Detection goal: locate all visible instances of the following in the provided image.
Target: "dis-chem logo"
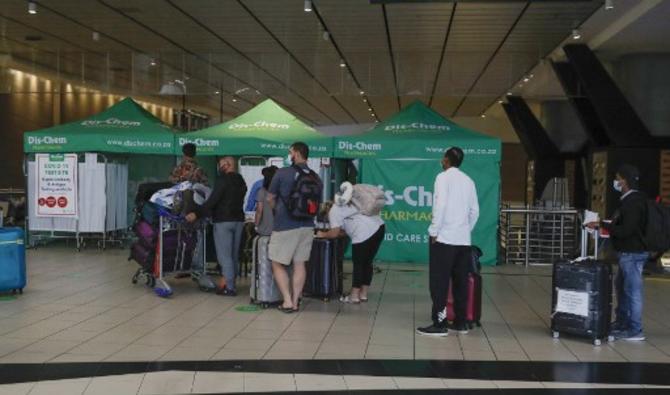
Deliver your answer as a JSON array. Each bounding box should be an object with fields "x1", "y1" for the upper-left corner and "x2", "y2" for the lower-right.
[
  {"x1": 384, "y1": 123, "x2": 450, "y2": 132},
  {"x1": 338, "y1": 141, "x2": 382, "y2": 152},
  {"x1": 81, "y1": 118, "x2": 141, "y2": 128},
  {"x1": 27, "y1": 136, "x2": 67, "y2": 145},
  {"x1": 178, "y1": 137, "x2": 219, "y2": 147}
]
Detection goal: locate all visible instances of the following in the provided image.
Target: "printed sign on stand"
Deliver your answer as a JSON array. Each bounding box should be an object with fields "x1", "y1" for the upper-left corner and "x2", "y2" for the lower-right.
[{"x1": 35, "y1": 153, "x2": 78, "y2": 218}]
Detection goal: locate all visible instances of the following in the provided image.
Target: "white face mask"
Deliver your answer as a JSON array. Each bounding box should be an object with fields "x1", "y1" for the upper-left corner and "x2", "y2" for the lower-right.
[{"x1": 613, "y1": 180, "x2": 623, "y2": 192}]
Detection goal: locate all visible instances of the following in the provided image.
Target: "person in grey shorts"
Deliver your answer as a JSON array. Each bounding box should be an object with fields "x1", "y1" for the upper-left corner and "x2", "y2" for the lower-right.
[{"x1": 267, "y1": 142, "x2": 322, "y2": 313}]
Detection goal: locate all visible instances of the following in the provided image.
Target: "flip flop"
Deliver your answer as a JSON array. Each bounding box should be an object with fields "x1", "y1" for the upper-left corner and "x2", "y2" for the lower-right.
[{"x1": 340, "y1": 295, "x2": 361, "y2": 304}]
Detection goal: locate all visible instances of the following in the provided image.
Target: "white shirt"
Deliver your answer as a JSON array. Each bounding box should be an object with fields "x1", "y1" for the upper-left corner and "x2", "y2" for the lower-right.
[
  {"x1": 329, "y1": 204, "x2": 384, "y2": 244},
  {"x1": 428, "y1": 167, "x2": 479, "y2": 246}
]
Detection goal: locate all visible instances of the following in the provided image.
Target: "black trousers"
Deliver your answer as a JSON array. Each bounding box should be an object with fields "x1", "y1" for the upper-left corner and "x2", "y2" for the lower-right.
[
  {"x1": 351, "y1": 225, "x2": 385, "y2": 288},
  {"x1": 429, "y1": 242, "x2": 470, "y2": 327}
]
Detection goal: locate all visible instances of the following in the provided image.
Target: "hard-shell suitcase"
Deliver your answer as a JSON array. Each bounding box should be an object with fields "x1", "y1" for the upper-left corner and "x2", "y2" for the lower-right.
[
  {"x1": 0, "y1": 228, "x2": 26, "y2": 294},
  {"x1": 250, "y1": 236, "x2": 281, "y2": 307},
  {"x1": 550, "y1": 226, "x2": 611, "y2": 346},
  {"x1": 447, "y1": 272, "x2": 482, "y2": 329},
  {"x1": 551, "y1": 259, "x2": 612, "y2": 346},
  {"x1": 304, "y1": 237, "x2": 344, "y2": 301},
  {"x1": 156, "y1": 229, "x2": 196, "y2": 273}
]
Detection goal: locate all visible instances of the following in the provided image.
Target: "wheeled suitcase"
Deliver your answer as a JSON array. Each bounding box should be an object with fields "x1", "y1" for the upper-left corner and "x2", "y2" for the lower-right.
[
  {"x1": 445, "y1": 246, "x2": 483, "y2": 328},
  {"x1": 447, "y1": 273, "x2": 482, "y2": 329},
  {"x1": 304, "y1": 237, "x2": 344, "y2": 301},
  {"x1": 156, "y1": 229, "x2": 197, "y2": 273},
  {"x1": 250, "y1": 236, "x2": 281, "y2": 307},
  {"x1": 550, "y1": 226, "x2": 612, "y2": 346},
  {"x1": 0, "y1": 227, "x2": 26, "y2": 294}
]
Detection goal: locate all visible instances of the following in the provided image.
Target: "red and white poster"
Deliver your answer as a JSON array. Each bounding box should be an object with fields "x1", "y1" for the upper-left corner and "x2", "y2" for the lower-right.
[{"x1": 35, "y1": 153, "x2": 78, "y2": 218}]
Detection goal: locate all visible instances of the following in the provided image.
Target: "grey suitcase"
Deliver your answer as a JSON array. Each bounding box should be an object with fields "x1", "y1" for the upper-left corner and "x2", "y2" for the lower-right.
[{"x1": 250, "y1": 236, "x2": 281, "y2": 307}]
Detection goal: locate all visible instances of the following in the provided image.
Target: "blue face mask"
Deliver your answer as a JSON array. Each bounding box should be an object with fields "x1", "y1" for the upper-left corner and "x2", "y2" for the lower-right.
[{"x1": 613, "y1": 180, "x2": 623, "y2": 192}]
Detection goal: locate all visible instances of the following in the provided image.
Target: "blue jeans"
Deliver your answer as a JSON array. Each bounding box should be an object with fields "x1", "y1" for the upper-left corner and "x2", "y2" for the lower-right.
[
  {"x1": 213, "y1": 222, "x2": 244, "y2": 292},
  {"x1": 615, "y1": 252, "x2": 649, "y2": 334}
]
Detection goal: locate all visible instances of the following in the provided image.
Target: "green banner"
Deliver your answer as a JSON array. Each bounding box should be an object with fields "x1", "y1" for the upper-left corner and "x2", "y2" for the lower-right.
[
  {"x1": 361, "y1": 158, "x2": 499, "y2": 266},
  {"x1": 24, "y1": 98, "x2": 176, "y2": 155}
]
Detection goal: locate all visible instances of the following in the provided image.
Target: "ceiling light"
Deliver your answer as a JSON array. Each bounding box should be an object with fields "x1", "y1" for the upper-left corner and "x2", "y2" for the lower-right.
[
  {"x1": 371, "y1": 113, "x2": 376, "y2": 117},
  {"x1": 507, "y1": 92, "x2": 512, "y2": 96},
  {"x1": 605, "y1": 0, "x2": 613, "y2": 10},
  {"x1": 28, "y1": 1, "x2": 37, "y2": 14},
  {"x1": 92, "y1": 31, "x2": 100, "y2": 41},
  {"x1": 232, "y1": 98, "x2": 238, "y2": 102},
  {"x1": 304, "y1": 0, "x2": 312, "y2": 12},
  {"x1": 214, "y1": 91, "x2": 220, "y2": 95},
  {"x1": 322, "y1": 31, "x2": 330, "y2": 41},
  {"x1": 498, "y1": 100, "x2": 503, "y2": 104},
  {"x1": 572, "y1": 28, "x2": 581, "y2": 40},
  {"x1": 368, "y1": 108, "x2": 372, "y2": 112},
  {"x1": 481, "y1": 114, "x2": 486, "y2": 118},
  {"x1": 359, "y1": 90, "x2": 365, "y2": 95},
  {"x1": 149, "y1": 59, "x2": 157, "y2": 67},
  {"x1": 523, "y1": 77, "x2": 530, "y2": 83},
  {"x1": 339, "y1": 59, "x2": 346, "y2": 68},
  {"x1": 529, "y1": 73, "x2": 534, "y2": 78}
]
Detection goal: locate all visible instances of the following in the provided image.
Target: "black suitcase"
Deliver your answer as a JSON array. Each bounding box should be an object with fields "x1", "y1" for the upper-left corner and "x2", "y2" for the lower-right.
[
  {"x1": 551, "y1": 259, "x2": 612, "y2": 346},
  {"x1": 304, "y1": 237, "x2": 345, "y2": 301}
]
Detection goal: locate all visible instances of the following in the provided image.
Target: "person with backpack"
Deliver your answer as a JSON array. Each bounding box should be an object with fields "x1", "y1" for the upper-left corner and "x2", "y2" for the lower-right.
[
  {"x1": 267, "y1": 142, "x2": 322, "y2": 313},
  {"x1": 588, "y1": 164, "x2": 649, "y2": 341},
  {"x1": 186, "y1": 156, "x2": 247, "y2": 296},
  {"x1": 170, "y1": 143, "x2": 208, "y2": 185},
  {"x1": 317, "y1": 182, "x2": 385, "y2": 304}
]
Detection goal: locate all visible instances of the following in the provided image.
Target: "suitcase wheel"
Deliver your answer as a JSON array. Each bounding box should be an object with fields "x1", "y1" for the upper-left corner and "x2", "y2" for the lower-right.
[
  {"x1": 552, "y1": 331, "x2": 560, "y2": 339},
  {"x1": 132, "y1": 271, "x2": 140, "y2": 284},
  {"x1": 593, "y1": 339, "x2": 602, "y2": 346}
]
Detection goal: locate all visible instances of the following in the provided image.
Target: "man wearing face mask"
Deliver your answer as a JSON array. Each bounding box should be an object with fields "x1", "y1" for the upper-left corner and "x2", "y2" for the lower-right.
[
  {"x1": 588, "y1": 164, "x2": 649, "y2": 341},
  {"x1": 267, "y1": 142, "x2": 322, "y2": 313},
  {"x1": 417, "y1": 147, "x2": 479, "y2": 337},
  {"x1": 187, "y1": 156, "x2": 247, "y2": 296}
]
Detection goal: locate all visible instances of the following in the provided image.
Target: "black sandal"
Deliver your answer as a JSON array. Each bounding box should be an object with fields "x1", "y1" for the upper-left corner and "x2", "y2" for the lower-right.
[{"x1": 278, "y1": 305, "x2": 294, "y2": 314}]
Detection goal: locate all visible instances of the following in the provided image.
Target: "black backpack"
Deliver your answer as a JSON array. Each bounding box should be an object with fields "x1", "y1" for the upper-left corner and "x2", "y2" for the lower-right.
[
  {"x1": 284, "y1": 165, "x2": 321, "y2": 219},
  {"x1": 643, "y1": 200, "x2": 670, "y2": 253}
]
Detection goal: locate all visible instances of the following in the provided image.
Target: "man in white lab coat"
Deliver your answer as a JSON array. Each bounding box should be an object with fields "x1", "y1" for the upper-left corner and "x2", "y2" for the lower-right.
[{"x1": 416, "y1": 147, "x2": 479, "y2": 337}]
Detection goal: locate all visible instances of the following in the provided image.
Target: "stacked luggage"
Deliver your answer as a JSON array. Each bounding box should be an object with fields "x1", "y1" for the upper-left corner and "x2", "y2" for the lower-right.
[
  {"x1": 129, "y1": 181, "x2": 211, "y2": 297},
  {"x1": 551, "y1": 228, "x2": 612, "y2": 346}
]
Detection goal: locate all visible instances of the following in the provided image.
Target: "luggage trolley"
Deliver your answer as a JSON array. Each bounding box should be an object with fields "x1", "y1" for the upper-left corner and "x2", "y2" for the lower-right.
[{"x1": 131, "y1": 207, "x2": 213, "y2": 298}]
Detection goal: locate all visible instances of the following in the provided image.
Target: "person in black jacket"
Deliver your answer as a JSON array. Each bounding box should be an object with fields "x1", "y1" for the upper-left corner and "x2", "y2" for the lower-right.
[
  {"x1": 589, "y1": 164, "x2": 649, "y2": 341},
  {"x1": 187, "y1": 156, "x2": 247, "y2": 296}
]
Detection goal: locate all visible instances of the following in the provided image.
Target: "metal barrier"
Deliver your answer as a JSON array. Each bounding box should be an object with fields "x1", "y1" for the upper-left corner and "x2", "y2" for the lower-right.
[{"x1": 499, "y1": 205, "x2": 581, "y2": 267}]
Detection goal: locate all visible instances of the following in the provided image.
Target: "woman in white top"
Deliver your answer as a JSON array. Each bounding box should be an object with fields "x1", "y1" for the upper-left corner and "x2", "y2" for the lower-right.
[{"x1": 317, "y1": 182, "x2": 385, "y2": 303}]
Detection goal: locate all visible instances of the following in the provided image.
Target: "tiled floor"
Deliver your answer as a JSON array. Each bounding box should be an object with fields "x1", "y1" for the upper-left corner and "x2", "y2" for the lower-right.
[
  {"x1": 2, "y1": 246, "x2": 670, "y2": 364},
  {"x1": 3, "y1": 246, "x2": 670, "y2": 393}
]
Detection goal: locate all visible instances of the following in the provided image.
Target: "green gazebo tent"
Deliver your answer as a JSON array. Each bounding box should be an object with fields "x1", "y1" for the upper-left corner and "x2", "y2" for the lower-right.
[
  {"x1": 23, "y1": 97, "x2": 179, "y2": 228},
  {"x1": 177, "y1": 99, "x2": 333, "y2": 157},
  {"x1": 333, "y1": 101, "x2": 501, "y2": 266},
  {"x1": 24, "y1": 97, "x2": 176, "y2": 154}
]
